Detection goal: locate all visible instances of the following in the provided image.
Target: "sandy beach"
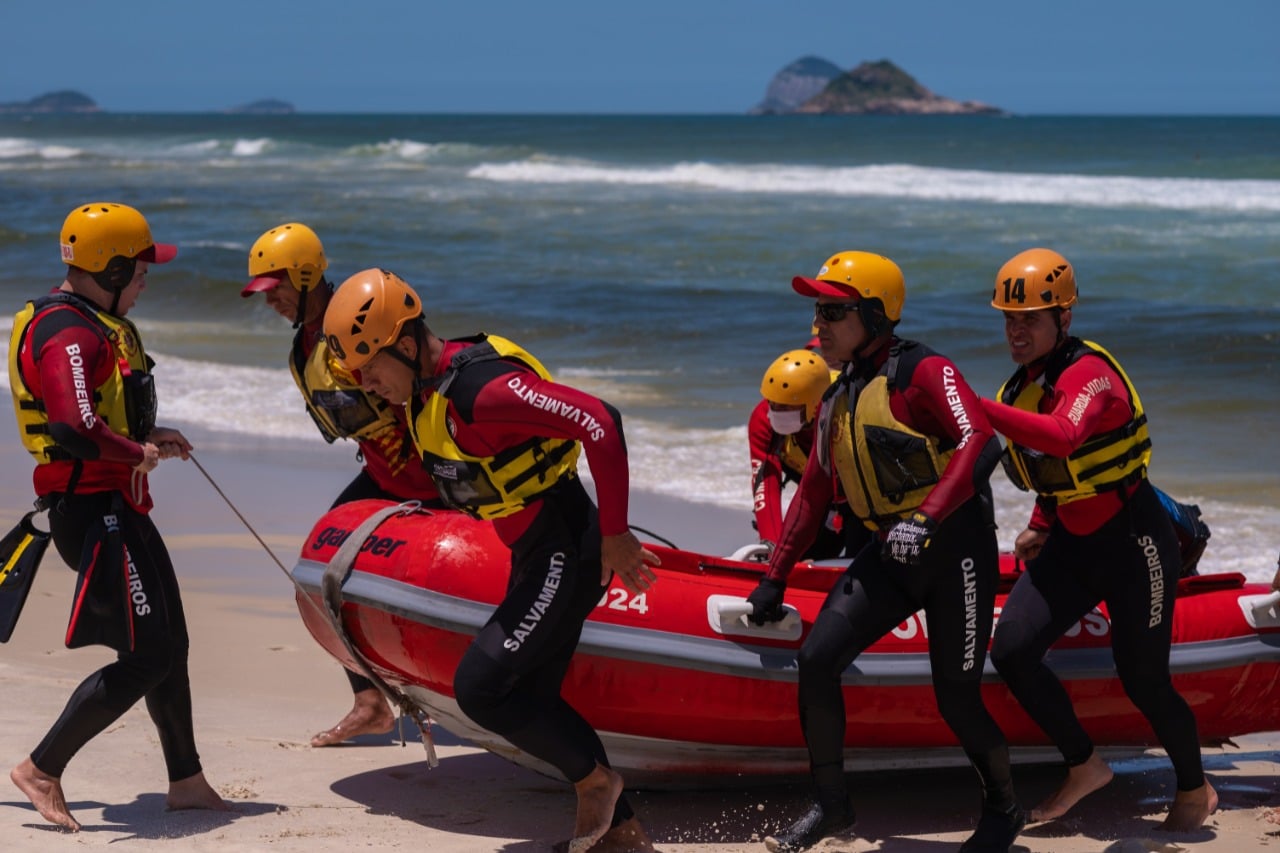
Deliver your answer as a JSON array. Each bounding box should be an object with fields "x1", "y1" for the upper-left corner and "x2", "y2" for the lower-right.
[{"x1": 1, "y1": 415, "x2": 1278, "y2": 852}]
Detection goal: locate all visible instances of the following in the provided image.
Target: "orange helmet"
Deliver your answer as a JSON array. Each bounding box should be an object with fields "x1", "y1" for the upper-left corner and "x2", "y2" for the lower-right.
[
  {"x1": 323, "y1": 268, "x2": 422, "y2": 370},
  {"x1": 760, "y1": 349, "x2": 831, "y2": 422},
  {"x1": 244, "y1": 222, "x2": 328, "y2": 296},
  {"x1": 992, "y1": 248, "x2": 1077, "y2": 311}
]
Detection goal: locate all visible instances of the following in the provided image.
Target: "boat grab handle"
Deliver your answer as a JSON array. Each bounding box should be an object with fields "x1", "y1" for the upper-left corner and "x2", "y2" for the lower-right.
[
  {"x1": 726, "y1": 543, "x2": 771, "y2": 563},
  {"x1": 707, "y1": 595, "x2": 802, "y2": 641},
  {"x1": 1241, "y1": 591, "x2": 1280, "y2": 630}
]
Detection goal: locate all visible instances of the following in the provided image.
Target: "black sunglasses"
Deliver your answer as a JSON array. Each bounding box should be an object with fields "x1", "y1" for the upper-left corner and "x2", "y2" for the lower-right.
[{"x1": 814, "y1": 302, "x2": 860, "y2": 323}]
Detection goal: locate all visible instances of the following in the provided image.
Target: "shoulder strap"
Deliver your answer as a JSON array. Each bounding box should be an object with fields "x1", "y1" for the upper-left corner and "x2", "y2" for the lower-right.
[{"x1": 1042, "y1": 336, "x2": 1087, "y2": 392}]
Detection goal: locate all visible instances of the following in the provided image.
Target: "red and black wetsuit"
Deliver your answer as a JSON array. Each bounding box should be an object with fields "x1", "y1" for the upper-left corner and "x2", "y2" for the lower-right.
[
  {"x1": 984, "y1": 341, "x2": 1204, "y2": 793},
  {"x1": 14, "y1": 291, "x2": 202, "y2": 782},
  {"x1": 765, "y1": 339, "x2": 1015, "y2": 818},
  {"x1": 413, "y1": 339, "x2": 636, "y2": 825}
]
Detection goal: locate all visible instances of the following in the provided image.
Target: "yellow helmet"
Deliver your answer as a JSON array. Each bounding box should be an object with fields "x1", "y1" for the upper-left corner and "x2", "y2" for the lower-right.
[
  {"x1": 60, "y1": 202, "x2": 176, "y2": 273},
  {"x1": 992, "y1": 248, "x2": 1077, "y2": 311},
  {"x1": 792, "y1": 251, "x2": 905, "y2": 337},
  {"x1": 323, "y1": 268, "x2": 422, "y2": 370},
  {"x1": 760, "y1": 349, "x2": 831, "y2": 422},
  {"x1": 243, "y1": 222, "x2": 328, "y2": 296}
]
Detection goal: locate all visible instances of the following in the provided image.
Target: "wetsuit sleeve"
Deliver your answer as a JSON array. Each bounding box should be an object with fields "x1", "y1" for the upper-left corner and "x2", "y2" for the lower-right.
[
  {"x1": 764, "y1": 447, "x2": 833, "y2": 583},
  {"x1": 895, "y1": 355, "x2": 1001, "y2": 524},
  {"x1": 466, "y1": 370, "x2": 632, "y2": 536},
  {"x1": 31, "y1": 315, "x2": 146, "y2": 465},
  {"x1": 748, "y1": 400, "x2": 785, "y2": 546},
  {"x1": 979, "y1": 357, "x2": 1131, "y2": 458},
  {"x1": 1029, "y1": 497, "x2": 1057, "y2": 531}
]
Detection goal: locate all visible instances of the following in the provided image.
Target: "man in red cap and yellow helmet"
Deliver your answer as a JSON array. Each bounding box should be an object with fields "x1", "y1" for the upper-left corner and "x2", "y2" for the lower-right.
[
  {"x1": 243, "y1": 222, "x2": 444, "y2": 748},
  {"x1": 322, "y1": 268, "x2": 660, "y2": 852},
  {"x1": 746, "y1": 251, "x2": 1023, "y2": 852},
  {"x1": 982, "y1": 248, "x2": 1216, "y2": 831},
  {"x1": 7, "y1": 203, "x2": 227, "y2": 830}
]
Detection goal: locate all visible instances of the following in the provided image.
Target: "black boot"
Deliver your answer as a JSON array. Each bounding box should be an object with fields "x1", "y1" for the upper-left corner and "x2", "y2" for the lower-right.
[
  {"x1": 958, "y1": 803, "x2": 1026, "y2": 853},
  {"x1": 764, "y1": 801, "x2": 856, "y2": 852}
]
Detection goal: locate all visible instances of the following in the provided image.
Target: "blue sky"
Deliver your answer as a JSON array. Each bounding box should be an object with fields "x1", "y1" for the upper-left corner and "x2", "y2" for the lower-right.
[{"x1": 2, "y1": 1, "x2": 1276, "y2": 114}]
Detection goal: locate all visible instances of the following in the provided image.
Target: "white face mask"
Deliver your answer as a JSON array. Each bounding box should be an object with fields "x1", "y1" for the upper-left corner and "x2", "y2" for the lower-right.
[{"x1": 768, "y1": 408, "x2": 806, "y2": 435}]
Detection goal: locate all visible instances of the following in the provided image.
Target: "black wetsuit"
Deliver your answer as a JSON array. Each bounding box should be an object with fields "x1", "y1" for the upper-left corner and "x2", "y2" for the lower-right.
[
  {"x1": 990, "y1": 480, "x2": 1203, "y2": 790},
  {"x1": 799, "y1": 496, "x2": 1015, "y2": 813},
  {"x1": 34, "y1": 493, "x2": 201, "y2": 781}
]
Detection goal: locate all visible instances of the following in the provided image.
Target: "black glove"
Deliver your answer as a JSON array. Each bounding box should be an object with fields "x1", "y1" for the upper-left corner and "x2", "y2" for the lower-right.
[
  {"x1": 882, "y1": 511, "x2": 938, "y2": 566},
  {"x1": 746, "y1": 577, "x2": 787, "y2": 625}
]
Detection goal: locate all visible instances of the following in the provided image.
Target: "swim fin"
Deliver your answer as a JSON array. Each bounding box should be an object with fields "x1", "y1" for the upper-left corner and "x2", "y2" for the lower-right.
[
  {"x1": 0, "y1": 511, "x2": 52, "y2": 643},
  {"x1": 65, "y1": 502, "x2": 134, "y2": 653}
]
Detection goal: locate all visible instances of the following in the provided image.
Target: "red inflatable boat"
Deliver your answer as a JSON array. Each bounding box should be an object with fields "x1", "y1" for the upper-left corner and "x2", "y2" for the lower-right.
[{"x1": 291, "y1": 499, "x2": 1280, "y2": 787}]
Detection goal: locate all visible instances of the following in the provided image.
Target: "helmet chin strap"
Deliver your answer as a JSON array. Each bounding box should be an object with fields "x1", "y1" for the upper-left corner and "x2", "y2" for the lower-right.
[
  {"x1": 91, "y1": 255, "x2": 136, "y2": 315},
  {"x1": 1027, "y1": 308, "x2": 1069, "y2": 372},
  {"x1": 381, "y1": 324, "x2": 432, "y2": 394},
  {"x1": 292, "y1": 287, "x2": 308, "y2": 331}
]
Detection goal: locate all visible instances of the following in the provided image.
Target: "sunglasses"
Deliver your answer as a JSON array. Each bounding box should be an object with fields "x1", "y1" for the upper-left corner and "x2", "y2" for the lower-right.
[{"x1": 814, "y1": 302, "x2": 860, "y2": 323}]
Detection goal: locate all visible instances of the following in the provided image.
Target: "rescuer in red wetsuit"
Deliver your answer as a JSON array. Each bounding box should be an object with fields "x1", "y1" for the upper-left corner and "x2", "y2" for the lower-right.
[
  {"x1": 982, "y1": 248, "x2": 1216, "y2": 832},
  {"x1": 6, "y1": 203, "x2": 228, "y2": 831},
  {"x1": 746, "y1": 251, "x2": 1023, "y2": 853},
  {"x1": 748, "y1": 349, "x2": 865, "y2": 561},
  {"x1": 242, "y1": 223, "x2": 443, "y2": 748},
  {"x1": 322, "y1": 269, "x2": 659, "y2": 853}
]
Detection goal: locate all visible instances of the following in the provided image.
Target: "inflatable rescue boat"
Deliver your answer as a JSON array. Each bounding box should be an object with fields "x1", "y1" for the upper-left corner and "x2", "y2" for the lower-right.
[{"x1": 290, "y1": 499, "x2": 1280, "y2": 787}]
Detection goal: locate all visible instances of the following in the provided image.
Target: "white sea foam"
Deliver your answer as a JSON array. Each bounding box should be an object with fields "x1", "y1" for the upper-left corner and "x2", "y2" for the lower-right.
[
  {"x1": 345, "y1": 139, "x2": 493, "y2": 162},
  {"x1": 469, "y1": 160, "x2": 1280, "y2": 213},
  {"x1": 171, "y1": 139, "x2": 221, "y2": 155},
  {"x1": 230, "y1": 138, "x2": 271, "y2": 157},
  {"x1": 0, "y1": 138, "x2": 81, "y2": 159}
]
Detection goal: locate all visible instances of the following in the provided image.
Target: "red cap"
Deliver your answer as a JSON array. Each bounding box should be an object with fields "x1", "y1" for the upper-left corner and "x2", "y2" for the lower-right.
[
  {"x1": 804, "y1": 335, "x2": 821, "y2": 350},
  {"x1": 241, "y1": 271, "x2": 286, "y2": 298},
  {"x1": 792, "y1": 275, "x2": 861, "y2": 299},
  {"x1": 136, "y1": 243, "x2": 178, "y2": 265}
]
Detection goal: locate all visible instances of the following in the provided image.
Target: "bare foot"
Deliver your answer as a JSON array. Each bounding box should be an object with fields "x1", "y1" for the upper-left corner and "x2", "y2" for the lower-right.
[
  {"x1": 587, "y1": 816, "x2": 657, "y2": 852},
  {"x1": 166, "y1": 771, "x2": 231, "y2": 812},
  {"x1": 1029, "y1": 752, "x2": 1115, "y2": 822},
  {"x1": 1158, "y1": 780, "x2": 1218, "y2": 832},
  {"x1": 10, "y1": 757, "x2": 80, "y2": 832},
  {"x1": 569, "y1": 765, "x2": 625, "y2": 853},
  {"x1": 310, "y1": 688, "x2": 395, "y2": 747}
]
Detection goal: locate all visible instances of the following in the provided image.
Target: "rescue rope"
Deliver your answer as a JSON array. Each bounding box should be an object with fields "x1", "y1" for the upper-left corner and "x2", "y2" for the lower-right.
[{"x1": 187, "y1": 454, "x2": 438, "y2": 763}]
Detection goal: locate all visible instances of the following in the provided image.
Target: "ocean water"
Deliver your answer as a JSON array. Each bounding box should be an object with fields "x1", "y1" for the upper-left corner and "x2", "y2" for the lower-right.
[{"x1": 1, "y1": 114, "x2": 1277, "y2": 578}]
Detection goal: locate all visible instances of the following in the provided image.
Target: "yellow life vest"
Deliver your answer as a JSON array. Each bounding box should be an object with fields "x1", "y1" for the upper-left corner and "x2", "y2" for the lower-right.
[
  {"x1": 819, "y1": 342, "x2": 954, "y2": 530},
  {"x1": 996, "y1": 338, "x2": 1151, "y2": 503},
  {"x1": 778, "y1": 434, "x2": 809, "y2": 481},
  {"x1": 9, "y1": 293, "x2": 155, "y2": 463},
  {"x1": 288, "y1": 329, "x2": 400, "y2": 444},
  {"x1": 408, "y1": 334, "x2": 581, "y2": 520}
]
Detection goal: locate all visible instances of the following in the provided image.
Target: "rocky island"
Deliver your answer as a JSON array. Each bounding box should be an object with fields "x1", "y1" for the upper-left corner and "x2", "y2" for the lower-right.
[
  {"x1": 225, "y1": 99, "x2": 296, "y2": 115},
  {"x1": 751, "y1": 58, "x2": 1002, "y2": 116},
  {"x1": 0, "y1": 90, "x2": 100, "y2": 114}
]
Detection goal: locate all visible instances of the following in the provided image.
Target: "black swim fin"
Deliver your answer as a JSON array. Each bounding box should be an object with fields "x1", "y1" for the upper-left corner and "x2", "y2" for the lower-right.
[{"x1": 0, "y1": 511, "x2": 52, "y2": 643}]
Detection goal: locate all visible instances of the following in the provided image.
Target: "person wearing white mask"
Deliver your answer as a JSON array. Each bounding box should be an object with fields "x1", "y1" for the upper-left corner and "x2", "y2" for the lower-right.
[{"x1": 748, "y1": 349, "x2": 865, "y2": 560}]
